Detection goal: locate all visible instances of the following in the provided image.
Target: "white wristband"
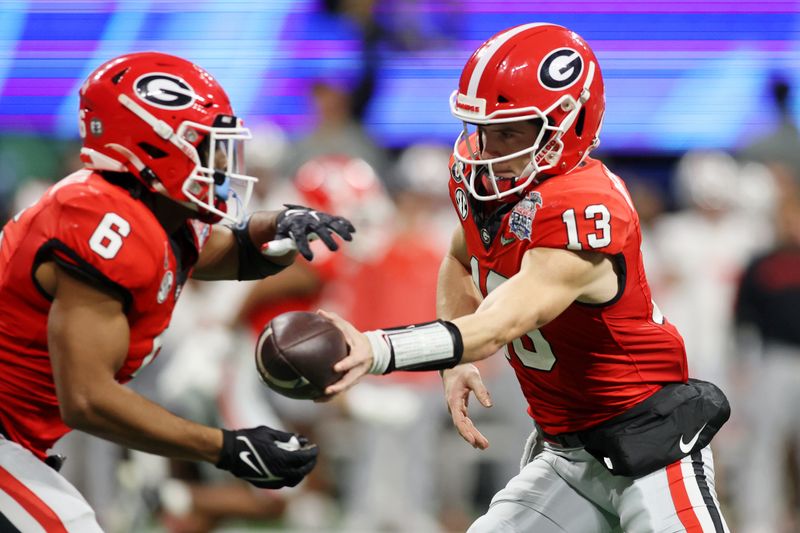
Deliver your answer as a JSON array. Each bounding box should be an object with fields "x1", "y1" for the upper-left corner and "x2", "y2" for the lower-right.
[
  {"x1": 366, "y1": 321, "x2": 459, "y2": 374},
  {"x1": 365, "y1": 330, "x2": 391, "y2": 374},
  {"x1": 386, "y1": 322, "x2": 455, "y2": 369}
]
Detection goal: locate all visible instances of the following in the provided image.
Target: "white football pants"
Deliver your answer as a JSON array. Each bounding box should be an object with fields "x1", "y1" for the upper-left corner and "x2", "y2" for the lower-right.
[
  {"x1": 469, "y1": 439, "x2": 730, "y2": 533},
  {"x1": 0, "y1": 436, "x2": 102, "y2": 532}
]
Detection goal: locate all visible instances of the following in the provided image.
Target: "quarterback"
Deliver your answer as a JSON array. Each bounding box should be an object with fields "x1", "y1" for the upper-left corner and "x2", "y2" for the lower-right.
[
  {"x1": 323, "y1": 23, "x2": 731, "y2": 532},
  {"x1": 0, "y1": 52, "x2": 353, "y2": 530}
]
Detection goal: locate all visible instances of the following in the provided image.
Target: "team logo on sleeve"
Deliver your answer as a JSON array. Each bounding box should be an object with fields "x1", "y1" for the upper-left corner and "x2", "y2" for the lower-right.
[
  {"x1": 509, "y1": 191, "x2": 543, "y2": 241},
  {"x1": 455, "y1": 188, "x2": 469, "y2": 220},
  {"x1": 450, "y1": 161, "x2": 464, "y2": 183},
  {"x1": 134, "y1": 73, "x2": 197, "y2": 110},
  {"x1": 157, "y1": 270, "x2": 174, "y2": 304},
  {"x1": 538, "y1": 48, "x2": 583, "y2": 91}
]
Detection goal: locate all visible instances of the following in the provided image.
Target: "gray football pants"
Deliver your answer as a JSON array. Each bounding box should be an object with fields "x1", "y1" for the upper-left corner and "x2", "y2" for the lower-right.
[{"x1": 469, "y1": 440, "x2": 729, "y2": 533}]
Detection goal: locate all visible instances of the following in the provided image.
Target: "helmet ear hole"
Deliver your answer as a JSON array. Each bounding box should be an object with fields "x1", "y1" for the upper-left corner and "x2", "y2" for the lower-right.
[
  {"x1": 138, "y1": 142, "x2": 168, "y2": 159},
  {"x1": 575, "y1": 108, "x2": 586, "y2": 137},
  {"x1": 497, "y1": 94, "x2": 509, "y2": 104}
]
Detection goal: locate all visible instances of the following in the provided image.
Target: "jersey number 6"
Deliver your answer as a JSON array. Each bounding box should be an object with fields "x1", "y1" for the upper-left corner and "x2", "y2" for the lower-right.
[
  {"x1": 470, "y1": 257, "x2": 556, "y2": 371},
  {"x1": 89, "y1": 213, "x2": 131, "y2": 259}
]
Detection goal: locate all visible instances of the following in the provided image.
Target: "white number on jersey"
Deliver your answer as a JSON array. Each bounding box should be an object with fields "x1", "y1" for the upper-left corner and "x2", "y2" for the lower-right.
[
  {"x1": 651, "y1": 299, "x2": 665, "y2": 325},
  {"x1": 89, "y1": 213, "x2": 131, "y2": 259},
  {"x1": 561, "y1": 204, "x2": 611, "y2": 250},
  {"x1": 470, "y1": 257, "x2": 557, "y2": 371},
  {"x1": 131, "y1": 332, "x2": 164, "y2": 378}
]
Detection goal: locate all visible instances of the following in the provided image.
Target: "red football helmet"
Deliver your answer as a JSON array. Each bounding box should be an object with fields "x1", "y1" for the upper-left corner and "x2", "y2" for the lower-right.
[
  {"x1": 78, "y1": 51, "x2": 256, "y2": 223},
  {"x1": 450, "y1": 23, "x2": 605, "y2": 201},
  {"x1": 294, "y1": 155, "x2": 394, "y2": 260}
]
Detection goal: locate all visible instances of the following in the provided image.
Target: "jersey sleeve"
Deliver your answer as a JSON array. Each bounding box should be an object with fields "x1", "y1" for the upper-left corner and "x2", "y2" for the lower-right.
[
  {"x1": 43, "y1": 190, "x2": 161, "y2": 309},
  {"x1": 526, "y1": 179, "x2": 634, "y2": 255}
]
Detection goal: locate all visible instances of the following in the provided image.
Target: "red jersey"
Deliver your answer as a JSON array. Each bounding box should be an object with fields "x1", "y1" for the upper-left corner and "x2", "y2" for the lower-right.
[
  {"x1": 449, "y1": 158, "x2": 688, "y2": 435},
  {"x1": 0, "y1": 170, "x2": 210, "y2": 458}
]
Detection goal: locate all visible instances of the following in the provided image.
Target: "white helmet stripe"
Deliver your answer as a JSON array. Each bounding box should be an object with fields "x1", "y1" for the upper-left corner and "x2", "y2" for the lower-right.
[{"x1": 466, "y1": 22, "x2": 557, "y2": 97}]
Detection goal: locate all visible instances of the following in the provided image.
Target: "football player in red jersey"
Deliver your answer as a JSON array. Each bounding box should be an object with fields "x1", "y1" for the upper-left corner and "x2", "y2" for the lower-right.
[
  {"x1": 321, "y1": 24, "x2": 732, "y2": 532},
  {"x1": 0, "y1": 52, "x2": 354, "y2": 530}
]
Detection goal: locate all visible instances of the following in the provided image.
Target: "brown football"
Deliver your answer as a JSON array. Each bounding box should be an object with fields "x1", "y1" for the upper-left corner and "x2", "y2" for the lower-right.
[{"x1": 255, "y1": 311, "x2": 348, "y2": 400}]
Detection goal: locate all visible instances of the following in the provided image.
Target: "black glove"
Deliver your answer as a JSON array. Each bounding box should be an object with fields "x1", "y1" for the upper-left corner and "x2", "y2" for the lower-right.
[
  {"x1": 275, "y1": 204, "x2": 355, "y2": 261},
  {"x1": 216, "y1": 426, "x2": 318, "y2": 489}
]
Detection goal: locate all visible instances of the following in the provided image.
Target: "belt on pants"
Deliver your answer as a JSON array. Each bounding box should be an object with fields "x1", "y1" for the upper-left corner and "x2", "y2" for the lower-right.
[{"x1": 541, "y1": 430, "x2": 584, "y2": 448}]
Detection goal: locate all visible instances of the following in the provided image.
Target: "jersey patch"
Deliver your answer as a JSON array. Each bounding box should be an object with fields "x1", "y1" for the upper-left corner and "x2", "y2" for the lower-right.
[
  {"x1": 450, "y1": 160, "x2": 465, "y2": 184},
  {"x1": 509, "y1": 191, "x2": 543, "y2": 241},
  {"x1": 455, "y1": 188, "x2": 469, "y2": 220},
  {"x1": 157, "y1": 270, "x2": 175, "y2": 304}
]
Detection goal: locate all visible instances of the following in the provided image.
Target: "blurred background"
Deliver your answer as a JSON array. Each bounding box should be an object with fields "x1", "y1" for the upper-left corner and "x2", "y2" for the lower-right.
[{"x1": 2, "y1": 1, "x2": 800, "y2": 532}]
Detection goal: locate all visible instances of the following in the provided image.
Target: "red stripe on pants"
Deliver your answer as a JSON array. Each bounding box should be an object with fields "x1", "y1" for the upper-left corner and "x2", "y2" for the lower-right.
[
  {"x1": 0, "y1": 465, "x2": 69, "y2": 533},
  {"x1": 666, "y1": 460, "x2": 703, "y2": 531}
]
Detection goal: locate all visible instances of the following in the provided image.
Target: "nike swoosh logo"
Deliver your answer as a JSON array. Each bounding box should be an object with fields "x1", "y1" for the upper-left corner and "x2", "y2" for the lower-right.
[
  {"x1": 679, "y1": 423, "x2": 707, "y2": 454},
  {"x1": 239, "y1": 451, "x2": 263, "y2": 475},
  {"x1": 500, "y1": 236, "x2": 515, "y2": 246},
  {"x1": 237, "y1": 436, "x2": 282, "y2": 481}
]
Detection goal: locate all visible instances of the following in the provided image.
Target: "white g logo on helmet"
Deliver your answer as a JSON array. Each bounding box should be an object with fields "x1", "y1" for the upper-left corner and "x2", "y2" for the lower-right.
[
  {"x1": 538, "y1": 48, "x2": 584, "y2": 91},
  {"x1": 134, "y1": 73, "x2": 197, "y2": 110}
]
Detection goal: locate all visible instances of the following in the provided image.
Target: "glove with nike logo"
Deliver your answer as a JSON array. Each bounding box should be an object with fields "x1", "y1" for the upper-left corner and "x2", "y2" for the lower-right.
[
  {"x1": 275, "y1": 204, "x2": 355, "y2": 261},
  {"x1": 215, "y1": 426, "x2": 318, "y2": 489}
]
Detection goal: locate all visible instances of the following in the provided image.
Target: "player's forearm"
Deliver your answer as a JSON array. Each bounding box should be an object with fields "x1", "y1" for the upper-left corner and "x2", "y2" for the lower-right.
[
  {"x1": 61, "y1": 380, "x2": 222, "y2": 463},
  {"x1": 361, "y1": 254, "x2": 526, "y2": 373},
  {"x1": 193, "y1": 225, "x2": 238, "y2": 280},
  {"x1": 436, "y1": 254, "x2": 481, "y2": 321},
  {"x1": 451, "y1": 308, "x2": 532, "y2": 363},
  {"x1": 450, "y1": 275, "x2": 547, "y2": 363},
  {"x1": 193, "y1": 211, "x2": 294, "y2": 281}
]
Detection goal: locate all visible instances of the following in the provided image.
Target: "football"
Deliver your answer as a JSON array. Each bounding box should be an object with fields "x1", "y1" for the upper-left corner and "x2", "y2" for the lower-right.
[{"x1": 255, "y1": 311, "x2": 348, "y2": 400}]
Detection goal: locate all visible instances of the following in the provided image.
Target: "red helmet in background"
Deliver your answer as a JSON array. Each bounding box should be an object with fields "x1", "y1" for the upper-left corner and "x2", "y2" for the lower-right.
[
  {"x1": 78, "y1": 51, "x2": 256, "y2": 223},
  {"x1": 450, "y1": 23, "x2": 605, "y2": 201},
  {"x1": 294, "y1": 155, "x2": 388, "y2": 216},
  {"x1": 294, "y1": 155, "x2": 394, "y2": 261}
]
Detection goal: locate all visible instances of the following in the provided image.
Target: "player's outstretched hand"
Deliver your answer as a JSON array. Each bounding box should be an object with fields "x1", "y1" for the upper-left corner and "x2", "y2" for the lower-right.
[
  {"x1": 216, "y1": 426, "x2": 318, "y2": 489},
  {"x1": 442, "y1": 364, "x2": 493, "y2": 450},
  {"x1": 318, "y1": 309, "x2": 373, "y2": 397},
  {"x1": 275, "y1": 204, "x2": 355, "y2": 261}
]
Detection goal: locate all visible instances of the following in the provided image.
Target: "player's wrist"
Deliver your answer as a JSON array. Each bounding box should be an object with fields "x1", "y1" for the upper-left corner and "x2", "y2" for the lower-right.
[
  {"x1": 365, "y1": 330, "x2": 391, "y2": 374},
  {"x1": 247, "y1": 210, "x2": 282, "y2": 246},
  {"x1": 231, "y1": 216, "x2": 291, "y2": 280},
  {"x1": 214, "y1": 428, "x2": 234, "y2": 467},
  {"x1": 365, "y1": 320, "x2": 463, "y2": 374}
]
